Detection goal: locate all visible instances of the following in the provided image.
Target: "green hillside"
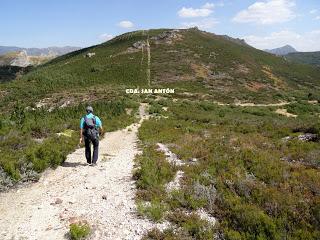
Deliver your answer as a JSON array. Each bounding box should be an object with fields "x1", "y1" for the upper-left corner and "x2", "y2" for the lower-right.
[
  {"x1": 1, "y1": 28, "x2": 320, "y2": 108},
  {"x1": 0, "y1": 28, "x2": 320, "y2": 239},
  {"x1": 285, "y1": 51, "x2": 320, "y2": 67},
  {"x1": 0, "y1": 65, "x2": 31, "y2": 83}
]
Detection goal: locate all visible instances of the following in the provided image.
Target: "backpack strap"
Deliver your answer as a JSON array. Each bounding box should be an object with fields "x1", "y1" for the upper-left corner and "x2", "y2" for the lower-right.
[
  {"x1": 83, "y1": 115, "x2": 87, "y2": 128},
  {"x1": 83, "y1": 115, "x2": 96, "y2": 129}
]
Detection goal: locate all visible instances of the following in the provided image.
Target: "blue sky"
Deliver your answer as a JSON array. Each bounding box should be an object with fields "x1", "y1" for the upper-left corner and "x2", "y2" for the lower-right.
[{"x1": 0, "y1": 0, "x2": 319, "y2": 51}]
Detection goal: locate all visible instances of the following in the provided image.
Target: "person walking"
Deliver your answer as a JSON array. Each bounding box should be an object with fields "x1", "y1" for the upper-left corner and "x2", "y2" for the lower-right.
[{"x1": 80, "y1": 106, "x2": 103, "y2": 166}]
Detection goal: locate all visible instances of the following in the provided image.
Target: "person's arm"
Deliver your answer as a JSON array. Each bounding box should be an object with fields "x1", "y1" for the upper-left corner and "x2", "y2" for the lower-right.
[
  {"x1": 80, "y1": 128, "x2": 84, "y2": 144},
  {"x1": 96, "y1": 117, "x2": 103, "y2": 136},
  {"x1": 80, "y1": 117, "x2": 84, "y2": 144}
]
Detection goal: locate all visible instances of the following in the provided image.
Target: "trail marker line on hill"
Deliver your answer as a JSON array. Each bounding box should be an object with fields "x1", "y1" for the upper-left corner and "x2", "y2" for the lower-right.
[{"x1": 146, "y1": 35, "x2": 151, "y2": 86}]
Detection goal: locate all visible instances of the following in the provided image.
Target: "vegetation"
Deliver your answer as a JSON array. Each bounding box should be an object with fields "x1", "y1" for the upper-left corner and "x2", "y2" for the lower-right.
[
  {"x1": 0, "y1": 28, "x2": 320, "y2": 238},
  {"x1": 0, "y1": 98, "x2": 138, "y2": 188},
  {"x1": 136, "y1": 98, "x2": 320, "y2": 239},
  {"x1": 137, "y1": 199, "x2": 169, "y2": 222},
  {"x1": 149, "y1": 28, "x2": 320, "y2": 103},
  {"x1": 0, "y1": 66, "x2": 31, "y2": 83},
  {"x1": 1, "y1": 28, "x2": 319, "y2": 106},
  {"x1": 69, "y1": 222, "x2": 91, "y2": 240},
  {"x1": 285, "y1": 51, "x2": 320, "y2": 67}
]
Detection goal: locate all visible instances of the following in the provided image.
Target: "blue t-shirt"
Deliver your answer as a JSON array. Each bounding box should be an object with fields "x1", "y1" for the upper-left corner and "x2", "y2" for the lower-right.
[{"x1": 80, "y1": 113, "x2": 102, "y2": 129}]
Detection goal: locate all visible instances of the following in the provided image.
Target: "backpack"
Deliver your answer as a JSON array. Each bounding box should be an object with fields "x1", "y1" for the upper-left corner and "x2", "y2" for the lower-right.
[{"x1": 83, "y1": 115, "x2": 99, "y2": 140}]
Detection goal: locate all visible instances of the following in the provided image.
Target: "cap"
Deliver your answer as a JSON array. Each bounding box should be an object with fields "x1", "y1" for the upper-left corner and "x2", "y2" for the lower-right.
[{"x1": 86, "y1": 106, "x2": 93, "y2": 113}]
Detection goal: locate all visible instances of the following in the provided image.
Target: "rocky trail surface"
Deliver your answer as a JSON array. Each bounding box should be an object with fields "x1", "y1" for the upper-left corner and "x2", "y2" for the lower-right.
[{"x1": 0, "y1": 104, "x2": 158, "y2": 240}]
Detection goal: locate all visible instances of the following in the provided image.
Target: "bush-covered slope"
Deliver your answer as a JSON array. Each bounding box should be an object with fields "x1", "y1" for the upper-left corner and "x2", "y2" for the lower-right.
[
  {"x1": 136, "y1": 98, "x2": 320, "y2": 239},
  {"x1": 1, "y1": 28, "x2": 320, "y2": 107},
  {"x1": 0, "y1": 28, "x2": 320, "y2": 239},
  {"x1": 285, "y1": 51, "x2": 320, "y2": 67}
]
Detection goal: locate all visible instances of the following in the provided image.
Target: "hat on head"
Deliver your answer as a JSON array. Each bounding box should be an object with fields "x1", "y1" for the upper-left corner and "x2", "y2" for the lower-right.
[{"x1": 86, "y1": 106, "x2": 93, "y2": 113}]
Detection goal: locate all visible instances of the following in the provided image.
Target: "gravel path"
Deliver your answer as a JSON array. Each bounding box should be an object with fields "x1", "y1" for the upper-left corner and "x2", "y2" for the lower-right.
[{"x1": 0, "y1": 104, "x2": 155, "y2": 240}]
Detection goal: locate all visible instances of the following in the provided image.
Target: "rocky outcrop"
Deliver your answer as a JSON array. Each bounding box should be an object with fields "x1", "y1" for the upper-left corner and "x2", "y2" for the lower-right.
[
  {"x1": 10, "y1": 50, "x2": 31, "y2": 67},
  {"x1": 85, "y1": 52, "x2": 96, "y2": 58},
  {"x1": 298, "y1": 133, "x2": 319, "y2": 142},
  {"x1": 132, "y1": 41, "x2": 147, "y2": 49},
  {"x1": 150, "y1": 30, "x2": 183, "y2": 44}
]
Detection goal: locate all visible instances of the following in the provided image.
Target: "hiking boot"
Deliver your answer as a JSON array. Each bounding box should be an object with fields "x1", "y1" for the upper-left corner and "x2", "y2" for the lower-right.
[{"x1": 91, "y1": 163, "x2": 97, "y2": 167}]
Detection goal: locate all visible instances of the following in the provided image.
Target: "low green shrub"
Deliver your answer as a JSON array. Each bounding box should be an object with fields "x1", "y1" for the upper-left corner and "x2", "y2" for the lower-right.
[
  {"x1": 134, "y1": 145, "x2": 175, "y2": 200},
  {"x1": 69, "y1": 222, "x2": 91, "y2": 240},
  {"x1": 168, "y1": 211, "x2": 215, "y2": 240},
  {"x1": 138, "y1": 99, "x2": 320, "y2": 239},
  {"x1": 137, "y1": 200, "x2": 169, "y2": 222}
]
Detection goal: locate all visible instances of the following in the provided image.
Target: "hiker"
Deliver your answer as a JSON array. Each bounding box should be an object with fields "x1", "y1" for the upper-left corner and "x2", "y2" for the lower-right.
[{"x1": 80, "y1": 106, "x2": 103, "y2": 166}]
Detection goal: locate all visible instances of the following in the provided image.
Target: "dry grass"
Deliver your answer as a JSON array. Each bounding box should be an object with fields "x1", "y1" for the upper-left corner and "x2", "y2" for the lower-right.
[
  {"x1": 245, "y1": 81, "x2": 268, "y2": 92},
  {"x1": 275, "y1": 108, "x2": 298, "y2": 118},
  {"x1": 262, "y1": 66, "x2": 286, "y2": 89},
  {"x1": 190, "y1": 63, "x2": 210, "y2": 79}
]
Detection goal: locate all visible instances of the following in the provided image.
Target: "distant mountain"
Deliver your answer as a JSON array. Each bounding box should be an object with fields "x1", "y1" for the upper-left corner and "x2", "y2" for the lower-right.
[
  {"x1": 0, "y1": 50, "x2": 55, "y2": 67},
  {"x1": 284, "y1": 51, "x2": 320, "y2": 67},
  {"x1": 0, "y1": 46, "x2": 21, "y2": 55},
  {"x1": 0, "y1": 46, "x2": 81, "y2": 56},
  {"x1": 0, "y1": 46, "x2": 81, "y2": 67},
  {"x1": 265, "y1": 45, "x2": 297, "y2": 56}
]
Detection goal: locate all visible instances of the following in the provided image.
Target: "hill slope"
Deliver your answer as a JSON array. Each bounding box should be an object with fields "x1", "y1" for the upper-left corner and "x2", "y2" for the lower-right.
[
  {"x1": 1, "y1": 28, "x2": 320, "y2": 107},
  {"x1": 285, "y1": 51, "x2": 320, "y2": 67},
  {"x1": 1, "y1": 28, "x2": 320, "y2": 239}
]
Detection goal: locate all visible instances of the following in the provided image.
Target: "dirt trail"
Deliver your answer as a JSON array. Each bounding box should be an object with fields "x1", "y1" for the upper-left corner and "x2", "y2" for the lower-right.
[
  {"x1": 213, "y1": 101, "x2": 293, "y2": 107},
  {"x1": 146, "y1": 36, "x2": 151, "y2": 86},
  {"x1": 0, "y1": 104, "x2": 155, "y2": 240}
]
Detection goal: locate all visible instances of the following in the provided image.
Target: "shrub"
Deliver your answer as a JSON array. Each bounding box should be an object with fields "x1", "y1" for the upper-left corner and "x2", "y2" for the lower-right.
[
  {"x1": 69, "y1": 222, "x2": 91, "y2": 240},
  {"x1": 168, "y1": 211, "x2": 215, "y2": 240},
  {"x1": 137, "y1": 200, "x2": 169, "y2": 222},
  {"x1": 134, "y1": 146, "x2": 175, "y2": 196}
]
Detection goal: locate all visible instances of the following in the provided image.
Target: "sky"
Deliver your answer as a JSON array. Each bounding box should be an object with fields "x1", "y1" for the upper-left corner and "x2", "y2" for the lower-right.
[{"x1": 0, "y1": 0, "x2": 319, "y2": 51}]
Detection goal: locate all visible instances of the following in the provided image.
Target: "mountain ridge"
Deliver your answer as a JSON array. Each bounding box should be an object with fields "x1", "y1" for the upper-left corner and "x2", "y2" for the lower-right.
[
  {"x1": 0, "y1": 46, "x2": 81, "y2": 56},
  {"x1": 265, "y1": 44, "x2": 297, "y2": 56},
  {"x1": 2, "y1": 28, "x2": 320, "y2": 104},
  {"x1": 0, "y1": 46, "x2": 81, "y2": 68}
]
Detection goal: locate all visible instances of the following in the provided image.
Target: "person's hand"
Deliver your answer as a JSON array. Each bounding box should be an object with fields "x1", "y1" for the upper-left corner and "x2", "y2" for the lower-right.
[{"x1": 79, "y1": 137, "x2": 83, "y2": 144}]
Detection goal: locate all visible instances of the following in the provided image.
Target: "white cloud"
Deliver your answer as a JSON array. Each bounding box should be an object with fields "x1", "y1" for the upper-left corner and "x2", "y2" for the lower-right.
[
  {"x1": 99, "y1": 33, "x2": 114, "y2": 41},
  {"x1": 181, "y1": 18, "x2": 219, "y2": 29},
  {"x1": 178, "y1": 7, "x2": 213, "y2": 18},
  {"x1": 243, "y1": 30, "x2": 320, "y2": 51},
  {"x1": 233, "y1": 0, "x2": 296, "y2": 25},
  {"x1": 202, "y1": 3, "x2": 215, "y2": 9},
  {"x1": 216, "y1": 1, "x2": 225, "y2": 7},
  {"x1": 118, "y1": 20, "x2": 134, "y2": 28},
  {"x1": 315, "y1": 16, "x2": 320, "y2": 20},
  {"x1": 310, "y1": 9, "x2": 318, "y2": 14},
  {"x1": 177, "y1": 3, "x2": 221, "y2": 28}
]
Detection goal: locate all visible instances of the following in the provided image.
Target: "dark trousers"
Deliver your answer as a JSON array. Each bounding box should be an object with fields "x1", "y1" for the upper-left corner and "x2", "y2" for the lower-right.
[{"x1": 84, "y1": 137, "x2": 99, "y2": 164}]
